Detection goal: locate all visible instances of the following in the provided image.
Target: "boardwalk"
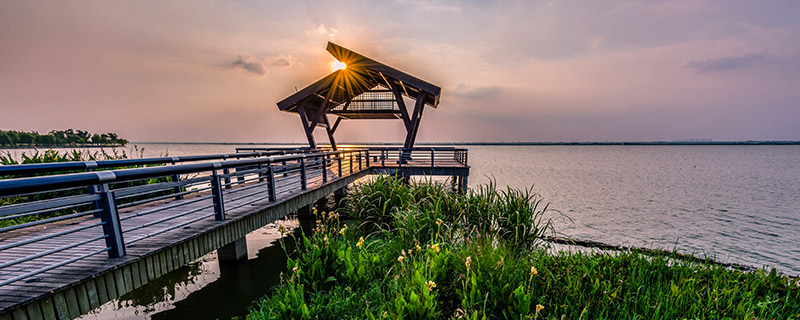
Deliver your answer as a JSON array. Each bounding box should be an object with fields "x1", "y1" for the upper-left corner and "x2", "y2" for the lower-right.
[{"x1": 0, "y1": 148, "x2": 468, "y2": 319}]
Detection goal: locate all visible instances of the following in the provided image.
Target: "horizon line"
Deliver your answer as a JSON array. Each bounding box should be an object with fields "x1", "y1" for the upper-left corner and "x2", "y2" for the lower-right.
[{"x1": 129, "y1": 140, "x2": 800, "y2": 146}]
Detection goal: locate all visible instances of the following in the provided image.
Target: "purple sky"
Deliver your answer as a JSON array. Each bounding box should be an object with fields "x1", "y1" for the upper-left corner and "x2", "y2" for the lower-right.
[{"x1": 1, "y1": 1, "x2": 799, "y2": 143}]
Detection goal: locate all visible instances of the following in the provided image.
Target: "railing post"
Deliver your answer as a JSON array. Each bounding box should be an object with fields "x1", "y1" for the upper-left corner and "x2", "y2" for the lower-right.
[
  {"x1": 236, "y1": 167, "x2": 245, "y2": 186},
  {"x1": 338, "y1": 154, "x2": 343, "y2": 177},
  {"x1": 211, "y1": 168, "x2": 225, "y2": 221},
  {"x1": 88, "y1": 184, "x2": 101, "y2": 218},
  {"x1": 349, "y1": 152, "x2": 353, "y2": 174},
  {"x1": 171, "y1": 174, "x2": 183, "y2": 200},
  {"x1": 97, "y1": 182, "x2": 125, "y2": 258},
  {"x1": 170, "y1": 158, "x2": 183, "y2": 200},
  {"x1": 257, "y1": 163, "x2": 265, "y2": 182},
  {"x1": 281, "y1": 151, "x2": 288, "y2": 177},
  {"x1": 431, "y1": 149, "x2": 435, "y2": 167},
  {"x1": 365, "y1": 150, "x2": 370, "y2": 167},
  {"x1": 300, "y1": 156, "x2": 307, "y2": 190},
  {"x1": 267, "y1": 162, "x2": 276, "y2": 202},
  {"x1": 86, "y1": 163, "x2": 101, "y2": 218},
  {"x1": 322, "y1": 154, "x2": 328, "y2": 183},
  {"x1": 464, "y1": 150, "x2": 468, "y2": 167},
  {"x1": 358, "y1": 151, "x2": 362, "y2": 170},
  {"x1": 398, "y1": 149, "x2": 403, "y2": 167},
  {"x1": 223, "y1": 168, "x2": 231, "y2": 190}
]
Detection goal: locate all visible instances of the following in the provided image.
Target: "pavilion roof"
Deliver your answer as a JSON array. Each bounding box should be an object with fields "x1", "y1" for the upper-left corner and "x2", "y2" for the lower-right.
[{"x1": 276, "y1": 42, "x2": 441, "y2": 114}]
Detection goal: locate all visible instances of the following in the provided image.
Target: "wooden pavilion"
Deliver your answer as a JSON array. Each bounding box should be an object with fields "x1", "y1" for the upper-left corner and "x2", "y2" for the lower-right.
[{"x1": 276, "y1": 42, "x2": 442, "y2": 150}]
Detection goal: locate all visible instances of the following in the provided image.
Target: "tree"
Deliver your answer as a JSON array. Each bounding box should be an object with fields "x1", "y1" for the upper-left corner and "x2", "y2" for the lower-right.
[
  {"x1": 36, "y1": 134, "x2": 56, "y2": 145},
  {"x1": 0, "y1": 131, "x2": 14, "y2": 146},
  {"x1": 75, "y1": 130, "x2": 90, "y2": 143}
]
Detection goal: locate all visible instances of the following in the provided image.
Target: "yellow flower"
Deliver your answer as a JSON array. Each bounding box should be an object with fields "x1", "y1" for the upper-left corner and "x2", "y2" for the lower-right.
[
  {"x1": 313, "y1": 207, "x2": 319, "y2": 215},
  {"x1": 292, "y1": 266, "x2": 299, "y2": 273},
  {"x1": 339, "y1": 225, "x2": 348, "y2": 235},
  {"x1": 278, "y1": 225, "x2": 287, "y2": 235},
  {"x1": 431, "y1": 244, "x2": 440, "y2": 253},
  {"x1": 436, "y1": 218, "x2": 443, "y2": 226},
  {"x1": 401, "y1": 249, "x2": 406, "y2": 256},
  {"x1": 536, "y1": 304, "x2": 544, "y2": 313},
  {"x1": 426, "y1": 281, "x2": 436, "y2": 291},
  {"x1": 530, "y1": 266, "x2": 538, "y2": 276},
  {"x1": 357, "y1": 237, "x2": 364, "y2": 249},
  {"x1": 465, "y1": 256, "x2": 472, "y2": 269},
  {"x1": 397, "y1": 256, "x2": 404, "y2": 263},
  {"x1": 416, "y1": 244, "x2": 422, "y2": 252}
]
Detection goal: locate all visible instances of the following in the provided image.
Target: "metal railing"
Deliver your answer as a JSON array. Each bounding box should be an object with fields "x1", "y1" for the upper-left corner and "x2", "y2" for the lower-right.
[
  {"x1": 0, "y1": 147, "x2": 468, "y2": 288},
  {"x1": 365, "y1": 147, "x2": 469, "y2": 168},
  {"x1": 0, "y1": 149, "x2": 368, "y2": 288},
  {"x1": 0, "y1": 148, "x2": 313, "y2": 178}
]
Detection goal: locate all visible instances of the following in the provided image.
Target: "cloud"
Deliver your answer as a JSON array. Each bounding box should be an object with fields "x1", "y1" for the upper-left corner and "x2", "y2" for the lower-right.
[
  {"x1": 272, "y1": 58, "x2": 290, "y2": 67},
  {"x1": 395, "y1": 0, "x2": 462, "y2": 13},
  {"x1": 317, "y1": 24, "x2": 338, "y2": 41},
  {"x1": 231, "y1": 55, "x2": 266, "y2": 75},
  {"x1": 451, "y1": 83, "x2": 500, "y2": 99},
  {"x1": 684, "y1": 52, "x2": 767, "y2": 74}
]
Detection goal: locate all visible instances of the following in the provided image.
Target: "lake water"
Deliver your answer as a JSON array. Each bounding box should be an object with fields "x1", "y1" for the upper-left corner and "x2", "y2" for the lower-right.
[
  {"x1": 5, "y1": 143, "x2": 800, "y2": 318},
  {"x1": 91, "y1": 143, "x2": 799, "y2": 274}
]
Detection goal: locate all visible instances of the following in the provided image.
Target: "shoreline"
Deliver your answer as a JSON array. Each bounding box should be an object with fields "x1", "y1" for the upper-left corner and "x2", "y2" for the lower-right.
[{"x1": 129, "y1": 141, "x2": 800, "y2": 146}]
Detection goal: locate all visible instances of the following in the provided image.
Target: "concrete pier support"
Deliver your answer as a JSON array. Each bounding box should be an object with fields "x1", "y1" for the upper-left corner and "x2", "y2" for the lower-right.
[
  {"x1": 333, "y1": 186, "x2": 347, "y2": 198},
  {"x1": 459, "y1": 175, "x2": 468, "y2": 194},
  {"x1": 218, "y1": 237, "x2": 248, "y2": 262},
  {"x1": 451, "y1": 175, "x2": 468, "y2": 193},
  {"x1": 297, "y1": 204, "x2": 314, "y2": 219}
]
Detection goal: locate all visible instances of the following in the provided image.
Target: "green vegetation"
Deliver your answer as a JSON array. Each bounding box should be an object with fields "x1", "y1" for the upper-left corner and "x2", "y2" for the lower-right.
[
  {"x1": 0, "y1": 128, "x2": 128, "y2": 147},
  {"x1": 247, "y1": 176, "x2": 800, "y2": 319},
  {"x1": 0, "y1": 148, "x2": 131, "y2": 168}
]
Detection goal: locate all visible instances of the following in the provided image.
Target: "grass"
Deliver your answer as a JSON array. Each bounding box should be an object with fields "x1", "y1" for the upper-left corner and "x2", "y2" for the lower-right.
[{"x1": 246, "y1": 175, "x2": 799, "y2": 319}]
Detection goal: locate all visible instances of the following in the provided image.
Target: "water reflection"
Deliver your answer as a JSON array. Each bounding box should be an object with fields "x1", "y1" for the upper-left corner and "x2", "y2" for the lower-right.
[{"x1": 79, "y1": 202, "x2": 324, "y2": 319}]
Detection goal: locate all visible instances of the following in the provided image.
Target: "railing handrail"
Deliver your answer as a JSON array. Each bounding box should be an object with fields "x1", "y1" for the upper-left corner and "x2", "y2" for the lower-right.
[
  {"x1": 365, "y1": 147, "x2": 468, "y2": 151},
  {"x1": 0, "y1": 149, "x2": 367, "y2": 197},
  {"x1": 0, "y1": 149, "x2": 312, "y2": 177},
  {"x1": 0, "y1": 147, "x2": 469, "y2": 196}
]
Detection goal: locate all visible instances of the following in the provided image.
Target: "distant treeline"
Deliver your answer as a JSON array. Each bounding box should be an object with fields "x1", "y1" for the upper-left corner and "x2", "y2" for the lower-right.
[{"x1": 0, "y1": 129, "x2": 128, "y2": 147}]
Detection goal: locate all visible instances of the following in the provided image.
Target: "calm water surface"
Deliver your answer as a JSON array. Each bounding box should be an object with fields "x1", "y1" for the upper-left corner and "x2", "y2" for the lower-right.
[
  {"x1": 466, "y1": 145, "x2": 800, "y2": 274},
  {"x1": 6, "y1": 143, "x2": 800, "y2": 318}
]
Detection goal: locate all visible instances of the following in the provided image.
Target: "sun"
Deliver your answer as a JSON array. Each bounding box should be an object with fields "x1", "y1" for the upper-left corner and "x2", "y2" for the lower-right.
[{"x1": 332, "y1": 60, "x2": 346, "y2": 71}]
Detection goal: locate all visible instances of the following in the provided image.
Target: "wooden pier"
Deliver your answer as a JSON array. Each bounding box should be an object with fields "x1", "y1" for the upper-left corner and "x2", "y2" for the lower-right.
[{"x1": 0, "y1": 148, "x2": 468, "y2": 319}]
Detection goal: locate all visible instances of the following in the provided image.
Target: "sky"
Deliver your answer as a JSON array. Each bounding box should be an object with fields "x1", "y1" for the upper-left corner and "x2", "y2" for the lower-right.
[{"x1": 1, "y1": 0, "x2": 799, "y2": 143}]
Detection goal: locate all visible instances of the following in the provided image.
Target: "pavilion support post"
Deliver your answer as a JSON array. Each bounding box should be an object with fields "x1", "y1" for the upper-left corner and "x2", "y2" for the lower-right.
[
  {"x1": 390, "y1": 82, "x2": 412, "y2": 132},
  {"x1": 400, "y1": 91, "x2": 426, "y2": 163},
  {"x1": 297, "y1": 105, "x2": 317, "y2": 148},
  {"x1": 323, "y1": 115, "x2": 338, "y2": 151},
  {"x1": 404, "y1": 91, "x2": 426, "y2": 149}
]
